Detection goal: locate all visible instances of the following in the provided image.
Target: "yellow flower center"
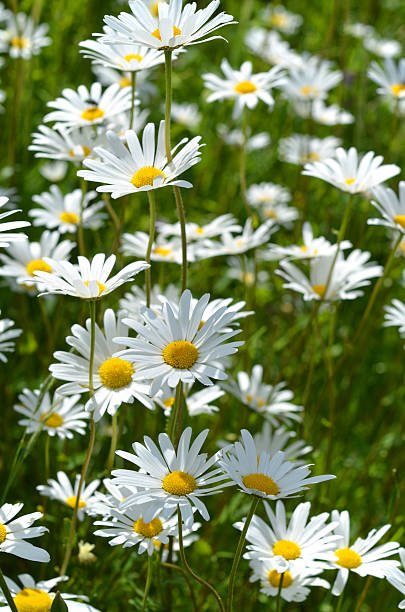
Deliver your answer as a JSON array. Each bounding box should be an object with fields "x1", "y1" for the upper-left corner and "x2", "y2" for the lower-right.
[
  {"x1": 302, "y1": 152, "x2": 320, "y2": 163},
  {"x1": 312, "y1": 284, "x2": 326, "y2": 297},
  {"x1": 153, "y1": 246, "x2": 173, "y2": 257},
  {"x1": 69, "y1": 145, "x2": 92, "y2": 157},
  {"x1": 152, "y1": 25, "x2": 182, "y2": 41},
  {"x1": 234, "y1": 81, "x2": 257, "y2": 94},
  {"x1": 0, "y1": 523, "x2": 7, "y2": 544},
  {"x1": 131, "y1": 166, "x2": 165, "y2": 188},
  {"x1": 242, "y1": 473, "x2": 280, "y2": 495},
  {"x1": 345, "y1": 178, "x2": 356, "y2": 185},
  {"x1": 26, "y1": 259, "x2": 52, "y2": 276},
  {"x1": 162, "y1": 470, "x2": 197, "y2": 496},
  {"x1": 13, "y1": 589, "x2": 52, "y2": 612},
  {"x1": 273, "y1": 539, "x2": 301, "y2": 560},
  {"x1": 195, "y1": 227, "x2": 204, "y2": 235},
  {"x1": 81, "y1": 107, "x2": 105, "y2": 121},
  {"x1": 11, "y1": 36, "x2": 28, "y2": 48},
  {"x1": 268, "y1": 570, "x2": 293, "y2": 589},
  {"x1": 264, "y1": 207, "x2": 277, "y2": 219},
  {"x1": 162, "y1": 340, "x2": 199, "y2": 369},
  {"x1": 119, "y1": 77, "x2": 132, "y2": 88},
  {"x1": 391, "y1": 83, "x2": 405, "y2": 96},
  {"x1": 40, "y1": 412, "x2": 64, "y2": 428},
  {"x1": 244, "y1": 272, "x2": 255, "y2": 285},
  {"x1": 300, "y1": 85, "x2": 320, "y2": 97},
  {"x1": 99, "y1": 357, "x2": 134, "y2": 389},
  {"x1": 133, "y1": 516, "x2": 163, "y2": 538},
  {"x1": 335, "y1": 547, "x2": 362, "y2": 569},
  {"x1": 59, "y1": 211, "x2": 79, "y2": 225},
  {"x1": 270, "y1": 13, "x2": 288, "y2": 27},
  {"x1": 66, "y1": 495, "x2": 86, "y2": 509},
  {"x1": 84, "y1": 280, "x2": 106, "y2": 296},
  {"x1": 124, "y1": 53, "x2": 143, "y2": 62},
  {"x1": 394, "y1": 215, "x2": 405, "y2": 230},
  {"x1": 163, "y1": 397, "x2": 175, "y2": 408}
]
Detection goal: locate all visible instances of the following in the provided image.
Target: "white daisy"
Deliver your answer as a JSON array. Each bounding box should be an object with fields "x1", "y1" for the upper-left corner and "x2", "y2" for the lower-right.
[
  {"x1": 30, "y1": 186, "x2": 105, "y2": 233},
  {"x1": 369, "y1": 182, "x2": 405, "y2": 233},
  {"x1": 115, "y1": 289, "x2": 243, "y2": 395},
  {"x1": 364, "y1": 36, "x2": 401, "y2": 58},
  {"x1": 101, "y1": 0, "x2": 236, "y2": 51},
  {"x1": 119, "y1": 283, "x2": 178, "y2": 319},
  {"x1": 279, "y1": 134, "x2": 341, "y2": 165},
  {"x1": 327, "y1": 510, "x2": 400, "y2": 596},
  {"x1": 171, "y1": 102, "x2": 201, "y2": 129},
  {"x1": 30, "y1": 124, "x2": 108, "y2": 163},
  {"x1": 122, "y1": 231, "x2": 188, "y2": 264},
  {"x1": 294, "y1": 99, "x2": 354, "y2": 125},
  {"x1": 226, "y1": 256, "x2": 270, "y2": 286},
  {"x1": 37, "y1": 471, "x2": 100, "y2": 522},
  {"x1": 245, "y1": 28, "x2": 302, "y2": 69},
  {"x1": 302, "y1": 146, "x2": 401, "y2": 193},
  {"x1": 112, "y1": 426, "x2": 229, "y2": 526},
  {"x1": 195, "y1": 219, "x2": 275, "y2": 258},
  {"x1": 218, "y1": 429, "x2": 334, "y2": 500},
  {"x1": 246, "y1": 183, "x2": 291, "y2": 209},
  {"x1": 0, "y1": 503, "x2": 49, "y2": 562},
  {"x1": 0, "y1": 197, "x2": 30, "y2": 247},
  {"x1": 203, "y1": 59, "x2": 285, "y2": 119},
  {"x1": 78, "y1": 121, "x2": 202, "y2": 198},
  {"x1": 264, "y1": 222, "x2": 351, "y2": 261},
  {"x1": 0, "y1": 312, "x2": 21, "y2": 362},
  {"x1": 253, "y1": 422, "x2": 312, "y2": 466},
  {"x1": 154, "y1": 382, "x2": 224, "y2": 416},
  {"x1": 4, "y1": 12, "x2": 50, "y2": 59},
  {"x1": 385, "y1": 549, "x2": 405, "y2": 609},
  {"x1": 344, "y1": 23, "x2": 374, "y2": 39},
  {"x1": 31, "y1": 253, "x2": 149, "y2": 299},
  {"x1": 90, "y1": 479, "x2": 139, "y2": 518},
  {"x1": 156, "y1": 214, "x2": 241, "y2": 241},
  {"x1": 40, "y1": 161, "x2": 68, "y2": 182},
  {"x1": 282, "y1": 57, "x2": 342, "y2": 103},
  {"x1": 50, "y1": 308, "x2": 155, "y2": 422},
  {"x1": 44, "y1": 83, "x2": 132, "y2": 130},
  {"x1": 217, "y1": 124, "x2": 270, "y2": 151},
  {"x1": 14, "y1": 389, "x2": 89, "y2": 439},
  {"x1": 368, "y1": 58, "x2": 405, "y2": 100},
  {"x1": 263, "y1": 4, "x2": 302, "y2": 34},
  {"x1": 383, "y1": 299, "x2": 405, "y2": 336}
]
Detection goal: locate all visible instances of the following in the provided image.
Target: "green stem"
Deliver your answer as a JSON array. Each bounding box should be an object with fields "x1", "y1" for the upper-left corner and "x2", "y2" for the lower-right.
[
  {"x1": 103, "y1": 193, "x2": 120, "y2": 238},
  {"x1": 145, "y1": 191, "x2": 156, "y2": 307},
  {"x1": 141, "y1": 555, "x2": 153, "y2": 612},
  {"x1": 275, "y1": 572, "x2": 284, "y2": 612},
  {"x1": 0, "y1": 569, "x2": 18, "y2": 612},
  {"x1": 44, "y1": 434, "x2": 50, "y2": 481},
  {"x1": 168, "y1": 382, "x2": 182, "y2": 442},
  {"x1": 161, "y1": 562, "x2": 198, "y2": 612},
  {"x1": 226, "y1": 496, "x2": 259, "y2": 612},
  {"x1": 78, "y1": 179, "x2": 87, "y2": 256},
  {"x1": 130, "y1": 71, "x2": 137, "y2": 129},
  {"x1": 106, "y1": 413, "x2": 118, "y2": 474},
  {"x1": 240, "y1": 109, "x2": 250, "y2": 217},
  {"x1": 354, "y1": 576, "x2": 372, "y2": 612},
  {"x1": 335, "y1": 589, "x2": 345, "y2": 612},
  {"x1": 177, "y1": 507, "x2": 224, "y2": 612}
]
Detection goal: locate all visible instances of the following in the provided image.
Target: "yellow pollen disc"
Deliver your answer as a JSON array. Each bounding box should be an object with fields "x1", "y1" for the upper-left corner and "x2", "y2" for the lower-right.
[
  {"x1": 195, "y1": 227, "x2": 204, "y2": 234},
  {"x1": 99, "y1": 357, "x2": 134, "y2": 389},
  {"x1": 133, "y1": 516, "x2": 163, "y2": 538},
  {"x1": 335, "y1": 547, "x2": 362, "y2": 569},
  {"x1": 26, "y1": 259, "x2": 52, "y2": 276},
  {"x1": 270, "y1": 13, "x2": 288, "y2": 27},
  {"x1": 273, "y1": 539, "x2": 301, "y2": 560},
  {"x1": 300, "y1": 85, "x2": 319, "y2": 97},
  {"x1": 312, "y1": 284, "x2": 326, "y2": 297},
  {"x1": 152, "y1": 25, "x2": 182, "y2": 41},
  {"x1": 66, "y1": 495, "x2": 86, "y2": 509},
  {"x1": 268, "y1": 570, "x2": 293, "y2": 589},
  {"x1": 300, "y1": 246, "x2": 308, "y2": 252},
  {"x1": 13, "y1": 588, "x2": 52, "y2": 612},
  {"x1": 391, "y1": 83, "x2": 405, "y2": 96},
  {"x1": 40, "y1": 412, "x2": 64, "y2": 428},
  {"x1": 163, "y1": 396, "x2": 175, "y2": 408},
  {"x1": 162, "y1": 470, "x2": 197, "y2": 496},
  {"x1": 302, "y1": 152, "x2": 320, "y2": 163},
  {"x1": 234, "y1": 80, "x2": 258, "y2": 94},
  {"x1": 394, "y1": 215, "x2": 405, "y2": 230},
  {"x1": 264, "y1": 207, "x2": 277, "y2": 219},
  {"x1": 153, "y1": 246, "x2": 173, "y2": 256},
  {"x1": 59, "y1": 211, "x2": 79, "y2": 225},
  {"x1": 345, "y1": 178, "x2": 356, "y2": 185},
  {"x1": 0, "y1": 523, "x2": 7, "y2": 544},
  {"x1": 119, "y1": 77, "x2": 132, "y2": 88},
  {"x1": 236, "y1": 239, "x2": 244, "y2": 247},
  {"x1": 11, "y1": 36, "x2": 28, "y2": 48},
  {"x1": 244, "y1": 272, "x2": 254, "y2": 285},
  {"x1": 162, "y1": 340, "x2": 198, "y2": 369},
  {"x1": 81, "y1": 107, "x2": 105, "y2": 121},
  {"x1": 84, "y1": 280, "x2": 106, "y2": 296},
  {"x1": 242, "y1": 473, "x2": 280, "y2": 496},
  {"x1": 69, "y1": 145, "x2": 92, "y2": 157},
  {"x1": 131, "y1": 166, "x2": 165, "y2": 188},
  {"x1": 246, "y1": 394, "x2": 253, "y2": 403},
  {"x1": 124, "y1": 53, "x2": 143, "y2": 62},
  {"x1": 257, "y1": 397, "x2": 265, "y2": 407}
]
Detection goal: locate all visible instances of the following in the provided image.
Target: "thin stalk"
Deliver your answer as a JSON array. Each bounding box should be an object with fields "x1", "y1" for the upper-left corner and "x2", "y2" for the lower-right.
[
  {"x1": 78, "y1": 179, "x2": 87, "y2": 256},
  {"x1": 44, "y1": 434, "x2": 50, "y2": 481},
  {"x1": 141, "y1": 555, "x2": 153, "y2": 612},
  {"x1": 275, "y1": 572, "x2": 284, "y2": 612},
  {"x1": 103, "y1": 193, "x2": 120, "y2": 236},
  {"x1": 161, "y1": 562, "x2": 198, "y2": 612},
  {"x1": 106, "y1": 413, "x2": 118, "y2": 474},
  {"x1": 8, "y1": 56, "x2": 24, "y2": 170},
  {"x1": 226, "y1": 496, "x2": 259, "y2": 612},
  {"x1": 145, "y1": 191, "x2": 156, "y2": 307},
  {"x1": 335, "y1": 589, "x2": 345, "y2": 612},
  {"x1": 168, "y1": 382, "x2": 182, "y2": 442},
  {"x1": 130, "y1": 71, "x2": 137, "y2": 129},
  {"x1": 0, "y1": 569, "x2": 18, "y2": 612},
  {"x1": 354, "y1": 576, "x2": 373, "y2": 612},
  {"x1": 177, "y1": 507, "x2": 225, "y2": 612},
  {"x1": 240, "y1": 109, "x2": 250, "y2": 217}
]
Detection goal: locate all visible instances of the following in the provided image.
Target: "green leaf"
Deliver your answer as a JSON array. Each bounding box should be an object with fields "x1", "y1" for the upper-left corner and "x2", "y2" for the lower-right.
[{"x1": 51, "y1": 592, "x2": 68, "y2": 612}]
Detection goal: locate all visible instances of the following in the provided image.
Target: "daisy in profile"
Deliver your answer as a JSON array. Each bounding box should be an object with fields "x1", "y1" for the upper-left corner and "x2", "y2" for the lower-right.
[
  {"x1": 218, "y1": 429, "x2": 334, "y2": 500},
  {"x1": 384, "y1": 299, "x2": 405, "y2": 336},
  {"x1": 30, "y1": 186, "x2": 105, "y2": 233},
  {"x1": 171, "y1": 102, "x2": 201, "y2": 130},
  {"x1": 0, "y1": 312, "x2": 21, "y2": 362},
  {"x1": 0, "y1": 574, "x2": 100, "y2": 611},
  {"x1": 122, "y1": 231, "x2": 188, "y2": 264},
  {"x1": 154, "y1": 382, "x2": 224, "y2": 416},
  {"x1": 40, "y1": 161, "x2": 68, "y2": 182},
  {"x1": 245, "y1": 28, "x2": 301, "y2": 69},
  {"x1": 369, "y1": 182, "x2": 405, "y2": 233},
  {"x1": 364, "y1": 36, "x2": 401, "y2": 59},
  {"x1": 302, "y1": 146, "x2": 400, "y2": 194},
  {"x1": 279, "y1": 134, "x2": 341, "y2": 165},
  {"x1": 222, "y1": 365, "x2": 302, "y2": 426},
  {"x1": 14, "y1": 389, "x2": 89, "y2": 439},
  {"x1": 235, "y1": 501, "x2": 340, "y2": 572},
  {"x1": 327, "y1": 510, "x2": 400, "y2": 596},
  {"x1": 294, "y1": 99, "x2": 354, "y2": 125},
  {"x1": 4, "y1": 12, "x2": 50, "y2": 59},
  {"x1": 101, "y1": 0, "x2": 236, "y2": 51},
  {"x1": 246, "y1": 183, "x2": 291, "y2": 209},
  {"x1": 116, "y1": 289, "x2": 243, "y2": 395},
  {"x1": 156, "y1": 214, "x2": 241, "y2": 242},
  {"x1": 50, "y1": 309, "x2": 155, "y2": 421},
  {"x1": 31, "y1": 253, "x2": 149, "y2": 299},
  {"x1": 0, "y1": 197, "x2": 30, "y2": 247},
  {"x1": 264, "y1": 222, "x2": 351, "y2": 261},
  {"x1": 253, "y1": 422, "x2": 312, "y2": 466},
  {"x1": 30, "y1": 124, "x2": 108, "y2": 163},
  {"x1": 37, "y1": 472, "x2": 100, "y2": 521},
  {"x1": 0, "y1": 503, "x2": 49, "y2": 562},
  {"x1": 203, "y1": 60, "x2": 285, "y2": 118},
  {"x1": 263, "y1": 4, "x2": 302, "y2": 34},
  {"x1": 78, "y1": 121, "x2": 202, "y2": 198},
  {"x1": 112, "y1": 427, "x2": 229, "y2": 526},
  {"x1": 195, "y1": 219, "x2": 275, "y2": 258},
  {"x1": 44, "y1": 83, "x2": 131, "y2": 130},
  {"x1": 368, "y1": 58, "x2": 405, "y2": 100},
  {"x1": 386, "y1": 549, "x2": 405, "y2": 609},
  {"x1": 217, "y1": 124, "x2": 270, "y2": 151}
]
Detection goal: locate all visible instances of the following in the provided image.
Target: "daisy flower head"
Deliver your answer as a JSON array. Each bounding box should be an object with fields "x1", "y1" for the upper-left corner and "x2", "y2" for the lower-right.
[
  {"x1": 281, "y1": 57, "x2": 342, "y2": 103},
  {"x1": 0, "y1": 503, "x2": 49, "y2": 562},
  {"x1": 116, "y1": 289, "x2": 244, "y2": 395},
  {"x1": 0, "y1": 312, "x2": 21, "y2": 362},
  {"x1": 5, "y1": 12, "x2": 50, "y2": 59},
  {"x1": 30, "y1": 185, "x2": 105, "y2": 233},
  {"x1": 218, "y1": 429, "x2": 335, "y2": 500},
  {"x1": 195, "y1": 218, "x2": 275, "y2": 258},
  {"x1": 253, "y1": 422, "x2": 312, "y2": 466},
  {"x1": 154, "y1": 382, "x2": 224, "y2": 416},
  {"x1": 364, "y1": 36, "x2": 401, "y2": 59},
  {"x1": 263, "y1": 4, "x2": 303, "y2": 35},
  {"x1": 245, "y1": 27, "x2": 301, "y2": 69},
  {"x1": 386, "y1": 549, "x2": 405, "y2": 609},
  {"x1": 246, "y1": 183, "x2": 292, "y2": 210},
  {"x1": 122, "y1": 231, "x2": 188, "y2": 264},
  {"x1": 368, "y1": 58, "x2": 405, "y2": 100},
  {"x1": 29, "y1": 124, "x2": 108, "y2": 163},
  {"x1": 156, "y1": 213, "x2": 241, "y2": 242},
  {"x1": 30, "y1": 252, "x2": 149, "y2": 300},
  {"x1": 101, "y1": 0, "x2": 236, "y2": 51},
  {"x1": 279, "y1": 134, "x2": 341, "y2": 165},
  {"x1": 78, "y1": 121, "x2": 203, "y2": 198},
  {"x1": 327, "y1": 510, "x2": 400, "y2": 596},
  {"x1": 14, "y1": 389, "x2": 89, "y2": 439},
  {"x1": 0, "y1": 197, "x2": 30, "y2": 247},
  {"x1": 217, "y1": 124, "x2": 270, "y2": 151},
  {"x1": 119, "y1": 283, "x2": 178, "y2": 319},
  {"x1": 226, "y1": 256, "x2": 270, "y2": 287},
  {"x1": 203, "y1": 59, "x2": 286, "y2": 119},
  {"x1": 294, "y1": 99, "x2": 354, "y2": 125},
  {"x1": 383, "y1": 299, "x2": 405, "y2": 336},
  {"x1": 264, "y1": 222, "x2": 351, "y2": 261},
  {"x1": 44, "y1": 82, "x2": 131, "y2": 130},
  {"x1": 37, "y1": 471, "x2": 100, "y2": 521},
  {"x1": 302, "y1": 146, "x2": 401, "y2": 193},
  {"x1": 50, "y1": 309, "x2": 155, "y2": 422},
  {"x1": 369, "y1": 182, "x2": 405, "y2": 234},
  {"x1": 171, "y1": 102, "x2": 201, "y2": 130},
  {"x1": 40, "y1": 161, "x2": 68, "y2": 182},
  {"x1": 0, "y1": 574, "x2": 100, "y2": 611},
  {"x1": 112, "y1": 427, "x2": 229, "y2": 526}
]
